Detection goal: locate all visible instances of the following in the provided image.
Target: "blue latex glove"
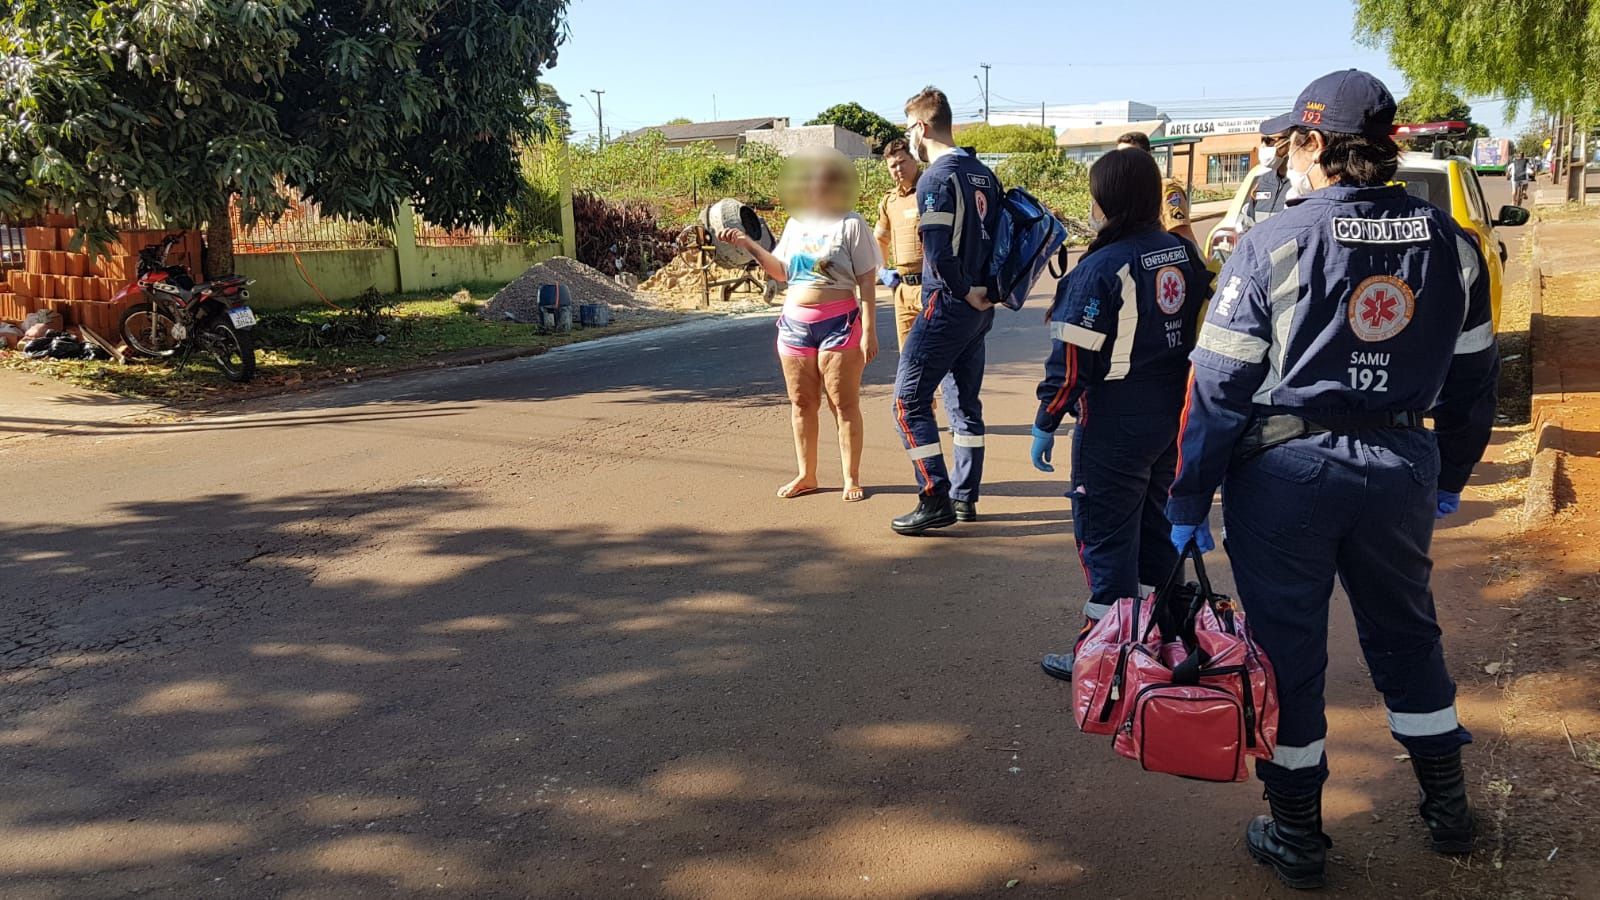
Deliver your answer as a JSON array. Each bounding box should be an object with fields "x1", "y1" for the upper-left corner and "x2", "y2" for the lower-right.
[
  {"x1": 1171, "y1": 518, "x2": 1216, "y2": 555},
  {"x1": 879, "y1": 268, "x2": 903, "y2": 288},
  {"x1": 1030, "y1": 425, "x2": 1055, "y2": 472},
  {"x1": 1436, "y1": 490, "x2": 1461, "y2": 519}
]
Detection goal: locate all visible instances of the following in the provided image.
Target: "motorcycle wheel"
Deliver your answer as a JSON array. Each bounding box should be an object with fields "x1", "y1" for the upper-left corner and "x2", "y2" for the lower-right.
[
  {"x1": 119, "y1": 302, "x2": 182, "y2": 358},
  {"x1": 202, "y1": 314, "x2": 256, "y2": 382}
]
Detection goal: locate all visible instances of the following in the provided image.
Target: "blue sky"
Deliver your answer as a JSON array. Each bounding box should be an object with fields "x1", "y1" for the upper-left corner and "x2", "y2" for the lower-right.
[{"x1": 544, "y1": 0, "x2": 1529, "y2": 141}]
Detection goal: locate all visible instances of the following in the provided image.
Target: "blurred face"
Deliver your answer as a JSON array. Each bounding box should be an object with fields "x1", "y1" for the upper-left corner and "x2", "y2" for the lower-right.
[
  {"x1": 779, "y1": 150, "x2": 859, "y2": 218},
  {"x1": 885, "y1": 150, "x2": 917, "y2": 189}
]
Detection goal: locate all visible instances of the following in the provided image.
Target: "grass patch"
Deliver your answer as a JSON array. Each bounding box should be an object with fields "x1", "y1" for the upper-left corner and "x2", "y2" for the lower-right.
[
  {"x1": 0, "y1": 282, "x2": 680, "y2": 405},
  {"x1": 1536, "y1": 202, "x2": 1600, "y2": 223}
]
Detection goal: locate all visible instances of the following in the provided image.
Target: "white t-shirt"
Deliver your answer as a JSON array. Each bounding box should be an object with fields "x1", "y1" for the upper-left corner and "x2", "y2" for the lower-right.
[{"x1": 773, "y1": 212, "x2": 880, "y2": 290}]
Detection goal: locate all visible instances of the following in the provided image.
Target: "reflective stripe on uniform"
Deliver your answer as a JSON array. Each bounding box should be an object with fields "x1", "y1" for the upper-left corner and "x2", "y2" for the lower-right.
[
  {"x1": 1104, "y1": 263, "x2": 1140, "y2": 380},
  {"x1": 1196, "y1": 321, "x2": 1269, "y2": 364},
  {"x1": 1252, "y1": 239, "x2": 1303, "y2": 404},
  {"x1": 906, "y1": 442, "x2": 942, "y2": 460},
  {"x1": 1271, "y1": 740, "x2": 1326, "y2": 770},
  {"x1": 1455, "y1": 233, "x2": 1482, "y2": 301},
  {"x1": 1455, "y1": 320, "x2": 1493, "y2": 355},
  {"x1": 921, "y1": 211, "x2": 955, "y2": 228},
  {"x1": 949, "y1": 173, "x2": 965, "y2": 255},
  {"x1": 1083, "y1": 601, "x2": 1113, "y2": 620},
  {"x1": 952, "y1": 433, "x2": 985, "y2": 448},
  {"x1": 1388, "y1": 705, "x2": 1459, "y2": 736},
  {"x1": 1051, "y1": 320, "x2": 1107, "y2": 351}
]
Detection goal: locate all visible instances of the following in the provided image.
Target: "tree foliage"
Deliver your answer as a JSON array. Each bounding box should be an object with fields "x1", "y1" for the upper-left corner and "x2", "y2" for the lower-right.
[
  {"x1": 1394, "y1": 89, "x2": 1489, "y2": 149},
  {"x1": 806, "y1": 102, "x2": 904, "y2": 150},
  {"x1": 1355, "y1": 0, "x2": 1600, "y2": 121},
  {"x1": 957, "y1": 123, "x2": 1058, "y2": 154},
  {"x1": 0, "y1": 0, "x2": 570, "y2": 265},
  {"x1": 1514, "y1": 126, "x2": 1550, "y2": 157},
  {"x1": 534, "y1": 83, "x2": 572, "y2": 136}
]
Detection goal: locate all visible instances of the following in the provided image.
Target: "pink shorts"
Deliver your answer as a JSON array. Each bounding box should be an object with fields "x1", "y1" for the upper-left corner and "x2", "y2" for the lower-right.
[{"x1": 776, "y1": 297, "x2": 862, "y2": 358}]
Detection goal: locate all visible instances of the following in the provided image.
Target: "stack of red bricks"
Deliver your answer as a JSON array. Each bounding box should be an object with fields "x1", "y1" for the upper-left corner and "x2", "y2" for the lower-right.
[{"x1": 0, "y1": 214, "x2": 202, "y2": 338}]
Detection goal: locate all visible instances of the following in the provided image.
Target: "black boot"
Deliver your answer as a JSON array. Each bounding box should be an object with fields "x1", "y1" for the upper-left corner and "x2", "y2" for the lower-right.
[
  {"x1": 891, "y1": 495, "x2": 957, "y2": 535},
  {"x1": 1410, "y1": 749, "x2": 1475, "y2": 854},
  {"x1": 952, "y1": 499, "x2": 978, "y2": 522},
  {"x1": 1246, "y1": 787, "x2": 1332, "y2": 890}
]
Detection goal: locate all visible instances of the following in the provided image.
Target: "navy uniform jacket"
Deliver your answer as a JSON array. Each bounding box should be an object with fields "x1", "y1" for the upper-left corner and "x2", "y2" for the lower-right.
[
  {"x1": 1035, "y1": 228, "x2": 1212, "y2": 430},
  {"x1": 1167, "y1": 184, "x2": 1500, "y2": 525},
  {"x1": 1243, "y1": 170, "x2": 1289, "y2": 227},
  {"x1": 917, "y1": 147, "x2": 1002, "y2": 304}
]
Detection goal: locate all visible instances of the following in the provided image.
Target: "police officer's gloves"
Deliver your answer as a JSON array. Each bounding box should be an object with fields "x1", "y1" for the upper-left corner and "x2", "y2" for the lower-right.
[
  {"x1": 879, "y1": 268, "x2": 902, "y2": 289},
  {"x1": 1435, "y1": 490, "x2": 1461, "y2": 519},
  {"x1": 1030, "y1": 426, "x2": 1055, "y2": 472},
  {"x1": 1170, "y1": 518, "x2": 1216, "y2": 555}
]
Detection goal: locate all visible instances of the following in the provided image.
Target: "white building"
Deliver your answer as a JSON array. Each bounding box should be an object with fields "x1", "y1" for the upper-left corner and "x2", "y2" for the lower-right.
[
  {"x1": 990, "y1": 101, "x2": 1163, "y2": 132},
  {"x1": 744, "y1": 124, "x2": 873, "y2": 160}
]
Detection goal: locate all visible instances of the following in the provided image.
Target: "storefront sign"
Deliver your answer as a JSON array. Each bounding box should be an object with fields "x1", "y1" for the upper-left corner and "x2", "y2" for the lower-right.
[{"x1": 1165, "y1": 118, "x2": 1266, "y2": 137}]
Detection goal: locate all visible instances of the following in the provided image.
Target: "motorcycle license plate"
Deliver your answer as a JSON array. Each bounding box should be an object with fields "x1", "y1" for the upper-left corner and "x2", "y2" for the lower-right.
[{"x1": 228, "y1": 306, "x2": 257, "y2": 328}]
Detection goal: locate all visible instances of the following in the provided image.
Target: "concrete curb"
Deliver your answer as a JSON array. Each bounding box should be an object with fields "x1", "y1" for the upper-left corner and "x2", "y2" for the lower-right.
[{"x1": 1523, "y1": 222, "x2": 1564, "y2": 525}]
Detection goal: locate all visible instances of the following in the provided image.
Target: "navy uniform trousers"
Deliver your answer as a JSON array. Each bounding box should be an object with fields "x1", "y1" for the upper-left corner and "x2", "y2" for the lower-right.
[
  {"x1": 893, "y1": 293, "x2": 993, "y2": 501},
  {"x1": 1223, "y1": 429, "x2": 1472, "y2": 794},
  {"x1": 1071, "y1": 410, "x2": 1181, "y2": 620}
]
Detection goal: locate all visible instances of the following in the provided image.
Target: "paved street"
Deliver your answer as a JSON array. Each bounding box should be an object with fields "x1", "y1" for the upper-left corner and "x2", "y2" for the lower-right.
[{"x1": 1, "y1": 269, "x2": 1528, "y2": 897}]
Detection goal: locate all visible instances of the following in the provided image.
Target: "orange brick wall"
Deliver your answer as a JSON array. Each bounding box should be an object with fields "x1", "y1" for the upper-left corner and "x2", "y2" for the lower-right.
[{"x1": 2, "y1": 220, "x2": 200, "y2": 338}]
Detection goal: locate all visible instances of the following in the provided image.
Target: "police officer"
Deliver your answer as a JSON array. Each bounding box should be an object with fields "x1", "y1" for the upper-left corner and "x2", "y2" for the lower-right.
[
  {"x1": 1167, "y1": 70, "x2": 1499, "y2": 889},
  {"x1": 890, "y1": 86, "x2": 1003, "y2": 535},
  {"x1": 874, "y1": 138, "x2": 927, "y2": 350},
  {"x1": 1241, "y1": 131, "x2": 1291, "y2": 229},
  {"x1": 1030, "y1": 148, "x2": 1212, "y2": 679}
]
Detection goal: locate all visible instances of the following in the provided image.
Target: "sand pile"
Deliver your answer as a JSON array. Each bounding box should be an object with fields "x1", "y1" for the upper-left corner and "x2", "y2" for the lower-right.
[
  {"x1": 482, "y1": 256, "x2": 652, "y2": 323},
  {"x1": 639, "y1": 252, "x2": 768, "y2": 306}
]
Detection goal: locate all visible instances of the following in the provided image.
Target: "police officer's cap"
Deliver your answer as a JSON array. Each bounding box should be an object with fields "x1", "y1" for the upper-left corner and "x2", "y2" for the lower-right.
[{"x1": 1260, "y1": 69, "x2": 1397, "y2": 139}]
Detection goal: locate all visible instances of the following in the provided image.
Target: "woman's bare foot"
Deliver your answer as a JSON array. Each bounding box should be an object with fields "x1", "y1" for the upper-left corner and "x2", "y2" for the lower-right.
[
  {"x1": 842, "y1": 483, "x2": 867, "y2": 503},
  {"x1": 777, "y1": 476, "x2": 820, "y2": 499}
]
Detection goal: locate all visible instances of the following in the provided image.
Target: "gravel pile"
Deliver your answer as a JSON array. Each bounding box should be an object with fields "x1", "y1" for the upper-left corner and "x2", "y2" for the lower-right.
[
  {"x1": 482, "y1": 256, "x2": 647, "y2": 323},
  {"x1": 639, "y1": 251, "x2": 767, "y2": 307}
]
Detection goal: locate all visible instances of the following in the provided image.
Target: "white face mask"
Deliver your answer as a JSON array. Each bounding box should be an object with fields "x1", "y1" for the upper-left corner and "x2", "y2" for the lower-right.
[
  {"x1": 907, "y1": 124, "x2": 931, "y2": 164},
  {"x1": 1088, "y1": 206, "x2": 1106, "y2": 233},
  {"x1": 1284, "y1": 143, "x2": 1316, "y2": 199},
  {"x1": 1259, "y1": 144, "x2": 1277, "y2": 167}
]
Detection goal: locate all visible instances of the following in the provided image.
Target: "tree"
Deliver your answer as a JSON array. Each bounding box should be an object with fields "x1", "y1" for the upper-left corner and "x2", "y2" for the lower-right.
[
  {"x1": 1515, "y1": 126, "x2": 1550, "y2": 158},
  {"x1": 956, "y1": 123, "x2": 1058, "y2": 154},
  {"x1": 1356, "y1": 0, "x2": 1600, "y2": 122},
  {"x1": 1393, "y1": 89, "x2": 1489, "y2": 150},
  {"x1": 807, "y1": 102, "x2": 904, "y2": 151},
  {"x1": 664, "y1": 117, "x2": 694, "y2": 126},
  {"x1": 0, "y1": 0, "x2": 569, "y2": 276},
  {"x1": 534, "y1": 83, "x2": 572, "y2": 136}
]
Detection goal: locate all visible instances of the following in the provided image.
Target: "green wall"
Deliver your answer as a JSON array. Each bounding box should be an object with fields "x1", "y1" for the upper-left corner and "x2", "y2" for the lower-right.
[{"x1": 238, "y1": 241, "x2": 561, "y2": 309}]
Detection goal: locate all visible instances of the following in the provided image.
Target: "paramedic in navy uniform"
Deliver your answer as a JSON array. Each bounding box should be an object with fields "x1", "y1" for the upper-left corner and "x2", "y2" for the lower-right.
[
  {"x1": 889, "y1": 86, "x2": 1003, "y2": 535},
  {"x1": 1166, "y1": 70, "x2": 1499, "y2": 890},
  {"x1": 1029, "y1": 148, "x2": 1211, "y2": 680}
]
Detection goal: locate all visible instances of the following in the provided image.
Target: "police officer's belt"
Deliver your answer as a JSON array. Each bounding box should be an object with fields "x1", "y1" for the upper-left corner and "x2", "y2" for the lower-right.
[
  {"x1": 1239, "y1": 411, "x2": 1426, "y2": 455},
  {"x1": 897, "y1": 272, "x2": 923, "y2": 285}
]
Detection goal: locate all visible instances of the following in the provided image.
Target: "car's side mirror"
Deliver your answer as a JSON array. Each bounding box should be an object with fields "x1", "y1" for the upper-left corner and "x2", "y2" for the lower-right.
[{"x1": 1494, "y1": 205, "x2": 1531, "y2": 227}]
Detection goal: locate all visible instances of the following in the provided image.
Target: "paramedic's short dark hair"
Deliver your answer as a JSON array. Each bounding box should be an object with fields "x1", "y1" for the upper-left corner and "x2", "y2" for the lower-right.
[
  {"x1": 1116, "y1": 131, "x2": 1152, "y2": 151},
  {"x1": 882, "y1": 138, "x2": 911, "y2": 158},
  {"x1": 905, "y1": 87, "x2": 953, "y2": 132},
  {"x1": 1290, "y1": 126, "x2": 1400, "y2": 187}
]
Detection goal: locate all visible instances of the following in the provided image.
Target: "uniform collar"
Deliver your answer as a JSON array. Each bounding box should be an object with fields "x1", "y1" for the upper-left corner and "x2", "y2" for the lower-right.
[
  {"x1": 893, "y1": 180, "x2": 918, "y2": 197},
  {"x1": 1286, "y1": 183, "x2": 1407, "y2": 206}
]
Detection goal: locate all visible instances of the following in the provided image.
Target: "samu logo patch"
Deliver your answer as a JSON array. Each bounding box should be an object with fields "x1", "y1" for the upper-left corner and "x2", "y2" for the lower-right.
[{"x1": 1348, "y1": 275, "x2": 1415, "y2": 342}]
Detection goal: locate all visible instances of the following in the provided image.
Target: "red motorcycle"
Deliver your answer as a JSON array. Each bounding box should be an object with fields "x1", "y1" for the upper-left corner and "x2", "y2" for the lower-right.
[{"x1": 115, "y1": 235, "x2": 258, "y2": 382}]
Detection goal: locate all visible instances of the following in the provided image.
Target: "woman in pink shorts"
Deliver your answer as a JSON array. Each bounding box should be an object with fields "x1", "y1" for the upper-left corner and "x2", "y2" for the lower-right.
[{"x1": 719, "y1": 148, "x2": 881, "y2": 502}]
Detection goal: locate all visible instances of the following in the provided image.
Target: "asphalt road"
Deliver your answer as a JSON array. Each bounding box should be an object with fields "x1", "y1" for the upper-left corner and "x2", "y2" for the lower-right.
[{"x1": 0, "y1": 251, "x2": 1523, "y2": 897}]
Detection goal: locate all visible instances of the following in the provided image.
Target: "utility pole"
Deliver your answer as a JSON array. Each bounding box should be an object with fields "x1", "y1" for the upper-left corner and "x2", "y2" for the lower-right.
[
  {"x1": 591, "y1": 89, "x2": 606, "y2": 148},
  {"x1": 979, "y1": 63, "x2": 991, "y2": 123}
]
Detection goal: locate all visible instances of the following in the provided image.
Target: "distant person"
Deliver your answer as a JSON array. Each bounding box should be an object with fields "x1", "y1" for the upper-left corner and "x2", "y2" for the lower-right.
[
  {"x1": 719, "y1": 147, "x2": 881, "y2": 503},
  {"x1": 888, "y1": 85, "x2": 1003, "y2": 535},
  {"x1": 1508, "y1": 155, "x2": 1532, "y2": 206},
  {"x1": 1242, "y1": 131, "x2": 1291, "y2": 229},
  {"x1": 1032, "y1": 148, "x2": 1212, "y2": 680},
  {"x1": 1169, "y1": 70, "x2": 1498, "y2": 888},
  {"x1": 1116, "y1": 131, "x2": 1152, "y2": 152},
  {"x1": 873, "y1": 138, "x2": 926, "y2": 349}
]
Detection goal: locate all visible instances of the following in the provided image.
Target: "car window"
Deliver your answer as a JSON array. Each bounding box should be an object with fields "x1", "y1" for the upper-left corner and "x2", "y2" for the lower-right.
[
  {"x1": 1393, "y1": 170, "x2": 1451, "y2": 209},
  {"x1": 1461, "y1": 169, "x2": 1491, "y2": 226}
]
